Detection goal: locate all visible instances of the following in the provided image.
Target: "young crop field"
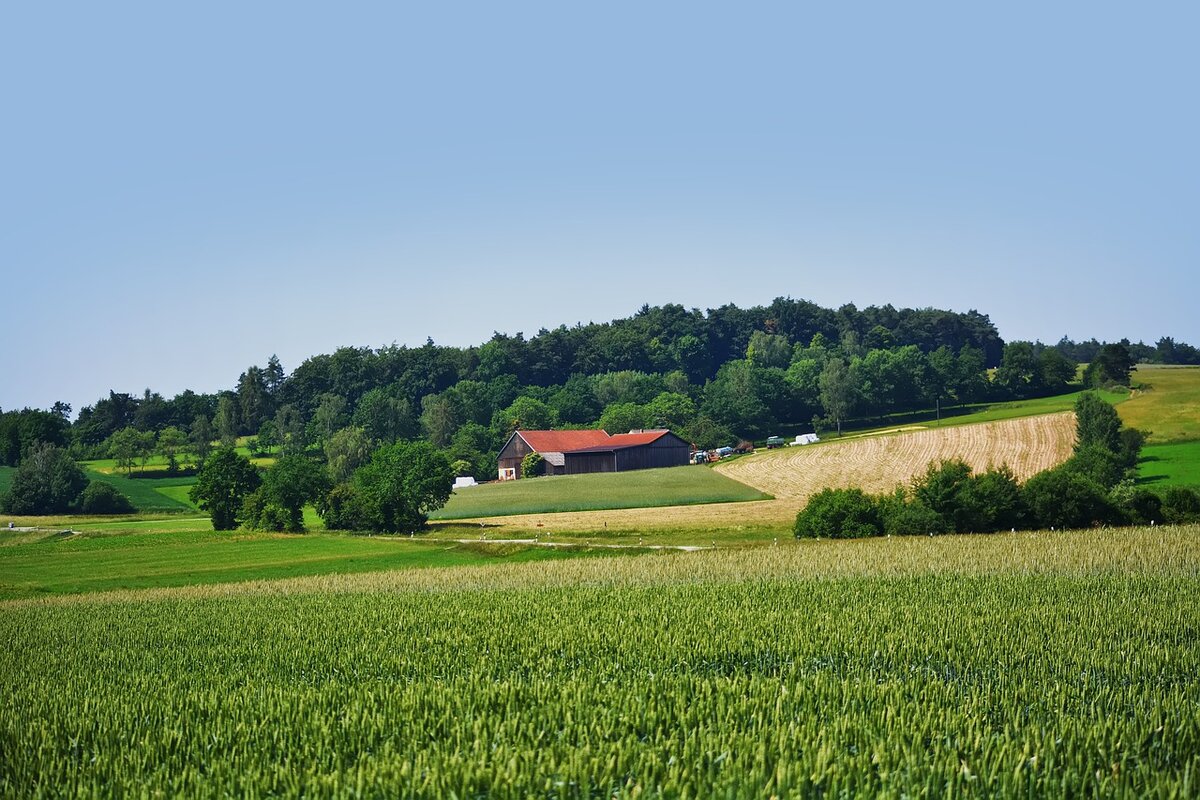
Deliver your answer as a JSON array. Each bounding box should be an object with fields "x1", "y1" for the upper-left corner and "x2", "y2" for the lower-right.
[
  {"x1": 2, "y1": 527, "x2": 1198, "y2": 797},
  {"x1": 0, "y1": 525, "x2": 614, "y2": 601},
  {"x1": 430, "y1": 465, "x2": 769, "y2": 520}
]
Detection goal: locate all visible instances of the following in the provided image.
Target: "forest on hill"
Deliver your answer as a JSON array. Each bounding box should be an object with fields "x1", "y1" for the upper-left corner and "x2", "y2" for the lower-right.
[{"x1": 2, "y1": 297, "x2": 1195, "y2": 482}]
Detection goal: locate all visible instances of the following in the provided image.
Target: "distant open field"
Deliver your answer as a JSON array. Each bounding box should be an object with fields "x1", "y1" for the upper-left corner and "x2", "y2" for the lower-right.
[
  {"x1": 831, "y1": 386, "x2": 1126, "y2": 440},
  {"x1": 0, "y1": 525, "x2": 625, "y2": 601},
  {"x1": 430, "y1": 465, "x2": 769, "y2": 520},
  {"x1": 1121, "y1": 365, "x2": 1200, "y2": 443},
  {"x1": 3, "y1": 527, "x2": 1198, "y2": 797}
]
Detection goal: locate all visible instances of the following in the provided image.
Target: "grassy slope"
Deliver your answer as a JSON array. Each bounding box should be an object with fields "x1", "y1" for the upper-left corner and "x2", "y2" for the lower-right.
[
  {"x1": 84, "y1": 470, "x2": 195, "y2": 513},
  {"x1": 430, "y1": 464, "x2": 770, "y2": 520},
  {"x1": 1119, "y1": 365, "x2": 1200, "y2": 443},
  {"x1": 1120, "y1": 365, "x2": 1200, "y2": 488},
  {"x1": 835, "y1": 387, "x2": 1127, "y2": 440},
  {"x1": 0, "y1": 525, "x2": 623, "y2": 600}
]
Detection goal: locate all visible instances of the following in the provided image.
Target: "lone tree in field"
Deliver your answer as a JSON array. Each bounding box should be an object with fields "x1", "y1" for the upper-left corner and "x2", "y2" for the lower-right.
[
  {"x1": 352, "y1": 440, "x2": 454, "y2": 533},
  {"x1": 190, "y1": 448, "x2": 261, "y2": 531},
  {"x1": 107, "y1": 427, "x2": 143, "y2": 476}
]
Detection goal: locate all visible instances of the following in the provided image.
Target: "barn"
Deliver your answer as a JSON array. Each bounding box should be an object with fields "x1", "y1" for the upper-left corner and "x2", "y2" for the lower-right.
[
  {"x1": 562, "y1": 431, "x2": 691, "y2": 475},
  {"x1": 496, "y1": 429, "x2": 691, "y2": 480},
  {"x1": 496, "y1": 430, "x2": 612, "y2": 480}
]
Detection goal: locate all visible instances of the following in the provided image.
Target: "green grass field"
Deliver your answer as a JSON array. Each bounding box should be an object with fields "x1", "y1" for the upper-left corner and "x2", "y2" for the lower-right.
[
  {"x1": 1120, "y1": 365, "x2": 1200, "y2": 444},
  {"x1": 829, "y1": 386, "x2": 1128, "y2": 441},
  {"x1": 430, "y1": 465, "x2": 770, "y2": 520},
  {"x1": 83, "y1": 470, "x2": 196, "y2": 513},
  {"x1": 2, "y1": 527, "x2": 1197, "y2": 797},
  {"x1": 1140, "y1": 441, "x2": 1200, "y2": 489},
  {"x1": 0, "y1": 525, "x2": 620, "y2": 600}
]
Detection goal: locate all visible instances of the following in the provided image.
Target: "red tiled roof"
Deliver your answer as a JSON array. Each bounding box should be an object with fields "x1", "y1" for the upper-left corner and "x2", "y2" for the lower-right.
[
  {"x1": 517, "y1": 430, "x2": 612, "y2": 453},
  {"x1": 564, "y1": 430, "x2": 673, "y2": 453}
]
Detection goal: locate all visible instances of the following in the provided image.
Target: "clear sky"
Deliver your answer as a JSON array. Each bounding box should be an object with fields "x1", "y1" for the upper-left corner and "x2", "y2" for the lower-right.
[{"x1": 2, "y1": 1, "x2": 1197, "y2": 414}]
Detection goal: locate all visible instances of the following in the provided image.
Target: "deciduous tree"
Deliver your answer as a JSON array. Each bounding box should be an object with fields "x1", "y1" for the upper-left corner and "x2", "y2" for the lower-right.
[
  {"x1": 190, "y1": 448, "x2": 261, "y2": 531},
  {"x1": 0, "y1": 442, "x2": 89, "y2": 514}
]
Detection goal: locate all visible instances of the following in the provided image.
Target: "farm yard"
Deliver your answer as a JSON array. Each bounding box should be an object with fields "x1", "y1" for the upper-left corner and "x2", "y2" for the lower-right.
[{"x1": 3, "y1": 526, "x2": 1198, "y2": 797}]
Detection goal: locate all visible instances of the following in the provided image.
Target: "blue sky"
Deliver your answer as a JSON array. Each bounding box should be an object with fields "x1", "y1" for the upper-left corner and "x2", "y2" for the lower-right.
[{"x1": 2, "y1": 2, "x2": 1197, "y2": 413}]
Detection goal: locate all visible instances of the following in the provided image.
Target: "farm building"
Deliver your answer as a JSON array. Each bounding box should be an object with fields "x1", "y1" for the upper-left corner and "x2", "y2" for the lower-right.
[{"x1": 497, "y1": 429, "x2": 691, "y2": 479}]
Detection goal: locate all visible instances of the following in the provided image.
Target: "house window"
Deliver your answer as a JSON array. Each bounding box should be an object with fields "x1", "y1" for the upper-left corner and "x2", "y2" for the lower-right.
[{"x1": 499, "y1": 467, "x2": 517, "y2": 481}]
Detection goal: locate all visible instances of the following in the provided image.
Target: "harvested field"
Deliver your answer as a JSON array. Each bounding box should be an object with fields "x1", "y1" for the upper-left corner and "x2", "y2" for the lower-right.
[
  {"x1": 718, "y1": 412, "x2": 1077, "y2": 501},
  {"x1": 436, "y1": 414, "x2": 1078, "y2": 536}
]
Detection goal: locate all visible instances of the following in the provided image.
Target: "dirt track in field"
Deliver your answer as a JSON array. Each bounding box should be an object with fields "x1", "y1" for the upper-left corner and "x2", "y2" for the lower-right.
[{"x1": 441, "y1": 414, "x2": 1077, "y2": 535}]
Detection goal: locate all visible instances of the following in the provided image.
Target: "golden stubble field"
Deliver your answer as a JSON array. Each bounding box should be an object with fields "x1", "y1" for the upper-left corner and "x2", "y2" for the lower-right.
[{"x1": 445, "y1": 413, "x2": 1078, "y2": 535}]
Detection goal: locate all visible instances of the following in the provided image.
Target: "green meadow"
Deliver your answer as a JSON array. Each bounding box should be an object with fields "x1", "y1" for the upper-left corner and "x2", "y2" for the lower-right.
[
  {"x1": 1120, "y1": 365, "x2": 1200, "y2": 443},
  {"x1": 430, "y1": 464, "x2": 769, "y2": 520},
  {"x1": 1140, "y1": 441, "x2": 1200, "y2": 489},
  {"x1": 832, "y1": 386, "x2": 1128, "y2": 440},
  {"x1": 0, "y1": 525, "x2": 615, "y2": 601},
  {"x1": 83, "y1": 470, "x2": 197, "y2": 512}
]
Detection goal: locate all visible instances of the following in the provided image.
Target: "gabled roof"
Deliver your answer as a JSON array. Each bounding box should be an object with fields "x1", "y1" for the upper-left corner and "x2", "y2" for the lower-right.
[
  {"x1": 565, "y1": 430, "x2": 676, "y2": 454},
  {"x1": 516, "y1": 430, "x2": 612, "y2": 454}
]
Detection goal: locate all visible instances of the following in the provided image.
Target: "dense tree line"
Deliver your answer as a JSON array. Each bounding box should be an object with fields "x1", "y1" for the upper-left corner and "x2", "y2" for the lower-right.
[
  {"x1": 1048, "y1": 336, "x2": 1200, "y2": 367},
  {"x1": 794, "y1": 393, "x2": 1198, "y2": 538},
  {"x1": 4, "y1": 299, "x2": 1198, "y2": 516}
]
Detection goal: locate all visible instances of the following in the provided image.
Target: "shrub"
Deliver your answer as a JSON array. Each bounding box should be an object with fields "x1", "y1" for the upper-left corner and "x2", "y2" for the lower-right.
[
  {"x1": 1160, "y1": 487, "x2": 1200, "y2": 524},
  {"x1": 877, "y1": 489, "x2": 949, "y2": 536},
  {"x1": 521, "y1": 452, "x2": 544, "y2": 479},
  {"x1": 0, "y1": 443, "x2": 88, "y2": 515},
  {"x1": 1023, "y1": 468, "x2": 1117, "y2": 529},
  {"x1": 78, "y1": 482, "x2": 135, "y2": 515},
  {"x1": 1118, "y1": 427, "x2": 1148, "y2": 469},
  {"x1": 1064, "y1": 445, "x2": 1128, "y2": 490},
  {"x1": 318, "y1": 483, "x2": 370, "y2": 531},
  {"x1": 1108, "y1": 480, "x2": 1162, "y2": 525},
  {"x1": 958, "y1": 466, "x2": 1025, "y2": 532},
  {"x1": 910, "y1": 459, "x2": 972, "y2": 528},
  {"x1": 240, "y1": 488, "x2": 291, "y2": 532},
  {"x1": 794, "y1": 488, "x2": 881, "y2": 539}
]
